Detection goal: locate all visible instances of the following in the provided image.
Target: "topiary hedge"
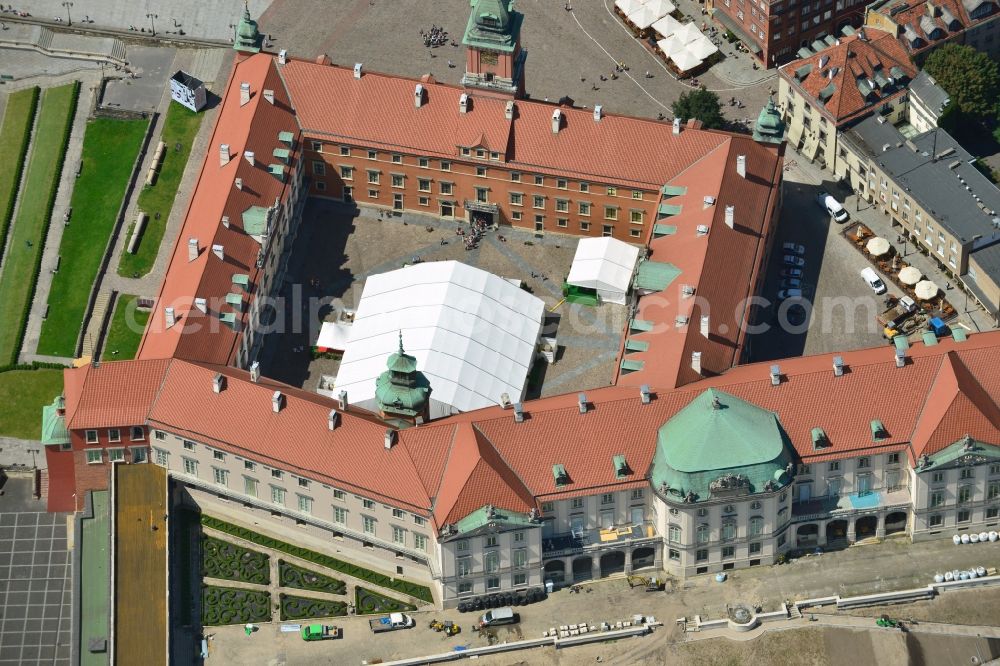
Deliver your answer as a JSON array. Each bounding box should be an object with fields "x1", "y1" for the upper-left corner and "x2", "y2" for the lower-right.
[
  {"x1": 354, "y1": 586, "x2": 417, "y2": 615},
  {"x1": 202, "y1": 535, "x2": 270, "y2": 585},
  {"x1": 201, "y1": 515, "x2": 433, "y2": 603},
  {"x1": 201, "y1": 585, "x2": 271, "y2": 626},
  {"x1": 278, "y1": 559, "x2": 345, "y2": 595},
  {"x1": 279, "y1": 593, "x2": 348, "y2": 621}
]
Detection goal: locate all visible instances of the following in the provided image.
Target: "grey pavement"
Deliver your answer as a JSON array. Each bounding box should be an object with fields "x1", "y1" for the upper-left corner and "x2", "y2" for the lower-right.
[
  {"x1": 0, "y1": 438, "x2": 46, "y2": 470},
  {"x1": 9, "y1": 0, "x2": 271, "y2": 42},
  {"x1": 18, "y1": 73, "x2": 97, "y2": 363},
  {"x1": 0, "y1": 47, "x2": 101, "y2": 81},
  {"x1": 101, "y1": 44, "x2": 176, "y2": 113},
  {"x1": 0, "y1": 503, "x2": 72, "y2": 666}
]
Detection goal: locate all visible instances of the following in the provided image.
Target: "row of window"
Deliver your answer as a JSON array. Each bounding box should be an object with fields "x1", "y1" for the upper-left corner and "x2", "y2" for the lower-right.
[
  {"x1": 84, "y1": 426, "x2": 145, "y2": 444},
  {"x1": 456, "y1": 548, "x2": 529, "y2": 578},
  {"x1": 798, "y1": 453, "x2": 898, "y2": 476},
  {"x1": 928, "y1": 506, "x2": 1000, "y2": 527},
  {"x1": 673, "y1": 540, "x2": 765, "y2": 563},
  {"x1": 929, "y1": 482, "x2": 1000, "y2": 508},
  {"x1": 667, "y1": 516, "x2": 769, "y2": 544},
  {"x1": 85, "y1": 446, "x2": 148, "y2": 465},
  {"x1": 308, "y1": 143, "x2": 646, "y2": 199},
  {"x1": 456, "y1": 572, "x2": 528, "y2": 595},
  {"x1": 540, "y1": 488, "x2": 644, "y2": 514},
  {"x1": 455, "y1": 531, "x2": 526, "y2": 553},
  {"x1": 930, "y1": 464, "x2": 1000, "y2": 485}
]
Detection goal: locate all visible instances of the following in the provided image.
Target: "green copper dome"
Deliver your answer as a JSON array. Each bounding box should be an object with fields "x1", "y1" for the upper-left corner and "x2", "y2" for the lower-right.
[
  {"x1": 650, "y1": 389, "x2": 793, "y2": 502},
  {"x1": 753, "y1": 95, "x2": 785, "y2": 145},
  {"x1": 375, "y1": 333, "x2": 431, "y2": 418},
  {"x1": 233, "y1": 3, "x2": 263, "y2": 54},
  {"x1": 463, "y1": 0, "x2": 522, "y2": 53}
]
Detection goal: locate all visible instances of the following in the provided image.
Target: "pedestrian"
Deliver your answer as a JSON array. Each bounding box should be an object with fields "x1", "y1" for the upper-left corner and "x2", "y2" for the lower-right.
[{"x1": 244, "y1": 623, "x2": 254, "y2": 636}]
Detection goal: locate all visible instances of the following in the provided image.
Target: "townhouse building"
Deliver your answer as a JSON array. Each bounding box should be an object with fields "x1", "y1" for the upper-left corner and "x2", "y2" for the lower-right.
[{"x1": 864, "y1": 0, "x2": 1000, "y2": 62}]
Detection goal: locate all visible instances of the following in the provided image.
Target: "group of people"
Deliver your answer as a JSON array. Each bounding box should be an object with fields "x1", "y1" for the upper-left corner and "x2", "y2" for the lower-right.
[{"x1": 420, "y1": 25, "x2": 453, "y2": 48}]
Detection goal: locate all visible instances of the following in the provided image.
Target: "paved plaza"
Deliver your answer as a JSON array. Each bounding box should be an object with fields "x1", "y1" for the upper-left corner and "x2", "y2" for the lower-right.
[
  {"x1": 262, "y1": 200, "x2": 626, "y2": 398},
  {"x1": 0, "y1": 479, "x2": 72, "y2": 666}
]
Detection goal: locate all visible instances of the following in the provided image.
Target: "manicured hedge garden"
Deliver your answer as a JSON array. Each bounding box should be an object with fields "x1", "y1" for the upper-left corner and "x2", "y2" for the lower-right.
[
  {"x1": 202, "y1": 535, "x2": 270, "y2": 585},
  {"x1": 279, "y1": 593, "x2": 348, "y2": 621},
  {"x1": 0, "y1": 86, "x2": 39, "y2": 268},
  {"x1": 279, "y1": 559, "x2": 346, "y2": 595},
  {"x1": 201, "y1": 586, "x2": 271, "y2": 626},
  {"x1": 201, "y1": 515, "x2": 433, "y2": 603},
  {"x1": 355, "y1": 586, "x2": 417, "y2": 615}
]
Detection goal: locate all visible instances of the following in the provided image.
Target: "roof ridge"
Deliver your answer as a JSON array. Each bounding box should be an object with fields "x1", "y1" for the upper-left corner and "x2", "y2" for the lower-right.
[{"x1": 471, "y1": 423, "x2": 536, "y2": 504}]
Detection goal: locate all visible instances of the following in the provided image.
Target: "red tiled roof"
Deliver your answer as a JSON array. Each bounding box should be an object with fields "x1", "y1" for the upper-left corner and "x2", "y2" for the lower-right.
[
  {"x1": 779, "y1": 30, "x2": 916, "y2": 126},
  {"x1": 65, "y1": 359, "x2": 171, "y2": 430},
  {"x1": 618, "y1": 136, "x2": 783, "y2": 389},
  {"x1": 877, "y1": 0, "x2": 996, "y2": 55},
  {"x1": 147, "y1": 360, "x2": 434, "y2": 513},
  {"x1": 278, "y1": 58, "x2": 730, "y2": 189},
  {"x1": 430, "y1": 423, "x2": 535, "y2": 525},
  {"x1": 137, "y1": 54, "x2": 300, "y2": 365}
]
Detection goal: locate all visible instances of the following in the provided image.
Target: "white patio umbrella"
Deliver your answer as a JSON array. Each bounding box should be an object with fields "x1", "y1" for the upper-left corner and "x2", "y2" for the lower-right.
[
  {"x1": 915, "y1": 280, "x2": 939, "y2": 300},
  {"x1": 687, "y1": 35, "x2": 719, "y2": 59},
  {"x1": 670, "y1": 48, "x2": 703, "y2": 72},
  {"x1": 657, "y1": 35, "x2": 686, "y2": 58},
  {"x1": 652, "y1": 14, "x2": 682, "y2": 37},
  {"x1": 866, "y1": 237, "x2": 891, "y2": 257},
  {"x1": 615, "y1": 0, "x2": 646, "y2": 15},
  {"x1": 898, "y1": 266, "x2": 922, "y2": 286},
  {"x1": 628, "y1": 4, "x2": 661, "y2": 29},
  {"x1": 673, "y1": 21, "x2": 703, "y2": 44},
  {"x1": 643, "y1": 0, "x2": 676, "y2": 19}
]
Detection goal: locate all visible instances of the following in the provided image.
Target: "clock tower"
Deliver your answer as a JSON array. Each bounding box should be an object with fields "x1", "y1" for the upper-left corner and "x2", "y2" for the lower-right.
[{"x1": 461, "y1": 0, "x2": 526, "y2": 98}]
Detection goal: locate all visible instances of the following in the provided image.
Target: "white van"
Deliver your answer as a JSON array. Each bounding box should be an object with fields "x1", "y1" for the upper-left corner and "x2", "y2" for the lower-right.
[
  {"x1": 816, "y1": 191, "x2": 849, "y2": 223},
  {"x1": 860, "y1": 267, "x2": 887, "y2": 295}
]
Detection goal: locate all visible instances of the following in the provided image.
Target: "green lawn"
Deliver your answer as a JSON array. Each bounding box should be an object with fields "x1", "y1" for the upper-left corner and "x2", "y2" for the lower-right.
[
  {"x1": 0, "y1": 83, "x2": 79, "y2": 364},
  {"x1": 118, "y1": 103, "x2": 203, "y2": 278},
  {"x1": 36, "y1": 118, "x2": 148, "y2": 356},
  {"x1": 101, "y1": 294, "x2": 149, "y2": 360},
  {"x1": 0, "y1": 368, "x2": 64, "y2": 439},
  {"x1": 0, "y1": 87, "x2": 39, "y2": 266}
]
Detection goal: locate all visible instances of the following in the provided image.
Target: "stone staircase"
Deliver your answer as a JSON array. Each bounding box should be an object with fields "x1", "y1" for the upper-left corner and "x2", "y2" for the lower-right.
[
  {"x1": 80, "y1": 290, "x2": 113, "y2": 358},
  {"x1": 35, "y1": 27, "x2": 54, "y2": 51},
  {"x1": 38, "y1": 469, "x2": 48, "y2": 500},
  {"x1": 109, "y1": 39, "x2": 127, "y2": 64},
  {"x1": 788, "y1": 604, "x2": 802, "y2": 619}
]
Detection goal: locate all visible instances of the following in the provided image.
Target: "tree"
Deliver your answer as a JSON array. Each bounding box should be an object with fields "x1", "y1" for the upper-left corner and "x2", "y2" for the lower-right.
[
  {"x1": 923, "y1": 43, "x2": 1000, "y2": 119},
  {"x1": 672, "y1": 88, "x2": 725, "y2": 130}
]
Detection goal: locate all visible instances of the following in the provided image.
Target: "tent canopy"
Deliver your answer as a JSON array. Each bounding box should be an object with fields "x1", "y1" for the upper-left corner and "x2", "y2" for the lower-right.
[
  {"x1": 657, "y1": 35, "x2": 686, "y2": 57},
  {"x1": 670, "y1": 48, "x2": 703, "y2": 72},
  {"x1": 615, "y1": 0, "x2": 646, "y2": 14},
  {"x1": 673, "y1": 22, "x2": 703, "y2": 44},
  {"x1": 628, "y1": 4, "x2": 664, "y2": 29},
  {"x1": 316, "y1": 321, "x2": 352, "y2": 351},
  {"x1": 643, "y1": 0, "x2": 676, "y2": 18},
  {"x1": 566, "y1": 237, "x2": 641, "y2": 305},
  {"x1": 687, "y1": 35, "x2": 719, "y2": 59},
  {"x1": 652, "y1": 14, "x2": 682, "y2": 37},
  {"x1": 334, "y1": 261, "x2": 545, "y2": 416}
]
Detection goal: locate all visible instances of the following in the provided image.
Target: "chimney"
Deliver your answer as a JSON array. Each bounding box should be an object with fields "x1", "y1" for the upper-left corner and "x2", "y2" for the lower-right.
[
  {"x1": 681, "y1": 284, "x2": 695, "y2": 297},
  {"x1": 895, "y1": 348, "x2": 906, "y2": 368},
  {"x1": 700, "y1": 314, "x2": 710, "y2": 338},
  {"x1": 337, "y1": 390, "x2": 348, "y2": 410},
  {"x1": 551, "y1": 109, "x2": 562, "y2": 134},
  {"x1": 724, "y1": 205, "x2": 735, "y2": 228},
  {"x1": 244, "y1": 151, "x2": 255, "y2": 166},
  {"x1": 640, "y1": 384, "x2": 651, "y2": 405},
  {"x1": 194, "y1": 297, "x2": 207, "y2": 313},
  {"x1": 263, "y1": 89, "x2": 274, "y2": 105},
  {"x1": 328, "y1": 409, "x2": 339, "y2": 430},
  {"x1": 691, "y1": 351, "x2": 702, "y2": 375},
  {"x1": 736, "y1": 155, "x2": 746, "y2": 178},
  {"x1": 384, "y1": 429, "x2": 396, "y2": 449},
  {"x1": 221, "y1": 216, "x2": 230, "y2": 229},
  {"x1": 819, "y1": 55, "x2": 830, "y2": 69},
  {"x1": 278, "y1": 49, "x2": 287, "y2": 65},
  {"x1": 770, "y1": 364, "x2": 781, "y2": 386},
  {"x1": 593, "y1": 104, "x2": 603, "y2": 122},
  {"x1": 353, "y1": 63, "x2": 363, "y2": 79},
  {"x1": 219, "y1": 144, "x2": 231, "y2": 166},
  {"x1": 672, "y1": 117, "x2": 681, "y2": 135},
  {"x1": 240, "y1": 82, "x2": 251, "y2": 106},
  {"x1": 272, "y1": 390, "x2": 284, "y2": 413},
  {"x1": 414, "y1": 83, "x2": 424, "y2": 108},
  {"x1": 513, "y1": 402, "x2": 524, "y2": 423},
  {"x1": 212, "y1": 244, "x2": 224, "y2": 261},
  {"x1": 833, "y1": 355, "x2": 844, "y2": 377},
  {"x1": 164, "y1": 307, "x2": 176, "y2": 329},
  {"x1": 858, "y1": 27, "x2": 867, "y2": 40},
  {"x1": 213, "y1": 373, "x2": 226, "y2": 393},
  {"x1": 577, "y1": 392, "x2": 588, "y2": 414},
  {"x1": 696, "y1": 224, "x2": 709, "y2": 236},
  {"x1": 235, "y1": 177, "x2": 243, "y2": 190},
  {"x1": 250, "y1": 360, "x2": 261, "y2": 383},
  {"x1": 187, "y1": 237, "x2": 198, "y2": 262},
  {"x1": 504, "y1": 100, "x2": 514, "y2": 120},
  {"x1": 459, "y1": 93, "x2": 469, "y2": 114}
]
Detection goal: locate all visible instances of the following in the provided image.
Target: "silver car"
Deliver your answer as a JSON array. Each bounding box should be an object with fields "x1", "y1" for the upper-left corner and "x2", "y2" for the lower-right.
[{"x1": 783, "y1": 255, "x2": 805, "y2": 267}]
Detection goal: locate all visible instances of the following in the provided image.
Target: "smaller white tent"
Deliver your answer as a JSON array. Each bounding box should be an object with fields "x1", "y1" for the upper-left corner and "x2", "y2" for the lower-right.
[
  {"x1": 670, "y1": 48, "x2": 703, "y2": 72},
  {"x1": 652, "y1": 14, "x2": 682, "y2": 38},
  {"x1": 643, "y1": 0, "x2": 676, "y2": 19},
  {"x1": 687, "y1": 35, "x2": 719, "y2": 59},
  {"x1": 315, "y1": 321, "x2": 352, "y2": 351},
  {"x1": 672, "y1": 21, "x2": 703, "y2": 44},
  {"x1": 615, "y1": 0, "x2": 647, "y2": 15},
  {"x1": 657, "y1": 35, "x2": 686, "y2": 58},
  {"x1": 566, "y1": 237, "x2": 641, "y2": 305},
  {"x1": 628, "y1": 4, "x2": 663, "y2": 29}
]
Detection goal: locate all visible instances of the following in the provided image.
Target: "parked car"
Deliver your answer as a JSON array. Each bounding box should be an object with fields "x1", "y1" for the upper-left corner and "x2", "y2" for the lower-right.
[
  {"x1": 786, "y1": 303, "x2": 808, "y2": 326},
  {"x1": 369, "y1": 613, "x2": 414, "y2": 633},
  {"x1": 816, "y1": 191, "x2": 849, "y2": 223},
  {"x1": 781, "y1": 278, "x2": 802, "y2": 290},
  {"x1": 777, "y1": 288, "x2": 804, "y2": 300},
  {"x1": 781, "y1": 267, "x2": 803, "y2": 279},
  {"x1": 783, "y1": 255, "x2": 805, "y2": 267},
  {"x1": 860, "y1": 267, "x2": 887, "y2": 295},
  {"x1": 782, "y1": 242, "x2": 805, "y2": 255},
  {"x1": 301, "y1": 624, "x2": 341, "y2": 641},
  {"x1": 477, "y1": 607, "x2": 521, "y2": 629}
]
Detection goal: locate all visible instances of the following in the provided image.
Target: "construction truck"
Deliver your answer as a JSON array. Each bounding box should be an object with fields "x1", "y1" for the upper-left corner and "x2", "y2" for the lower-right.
[
  {"x1": 878, "y1": 296, "x2": 919, "y2": 338},
  {"x1": 369, "y1": 613, "x2": 414, "y2": 633},
  {"x1": 301, "y1": 624, "x2": 341, "y2": 641}
]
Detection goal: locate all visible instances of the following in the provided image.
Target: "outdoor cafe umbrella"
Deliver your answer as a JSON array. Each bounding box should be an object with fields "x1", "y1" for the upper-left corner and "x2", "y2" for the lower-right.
[
  {"x1": 866, "y1": 236, "x2": 891, "y2": 257},
  {"x1": 898, "y1": 265, "x2": 922, "y2": 286},
  {"x1": 915, "y1": 279, "x2": 939, "y2": 300}
]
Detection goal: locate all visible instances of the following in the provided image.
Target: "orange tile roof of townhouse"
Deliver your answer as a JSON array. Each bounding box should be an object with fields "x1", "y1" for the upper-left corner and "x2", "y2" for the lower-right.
[{"x1": 779, "y1": 30, "x2": 916, "y2": 127}]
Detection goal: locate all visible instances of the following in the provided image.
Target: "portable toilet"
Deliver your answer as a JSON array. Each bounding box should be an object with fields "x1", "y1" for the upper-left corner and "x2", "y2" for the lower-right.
[{"x1": 929, "y1": 317, "x2": 949, "y2": 337}]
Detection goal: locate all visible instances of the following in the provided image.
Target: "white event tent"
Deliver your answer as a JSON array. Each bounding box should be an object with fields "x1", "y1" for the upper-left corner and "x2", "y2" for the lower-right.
[
  {"x1": 615, "y1": 0, "x2": 646, "y2": 15},
  {"x1": 566, "y1": 237, "x2": 641, "y2": 306},
  {"x1": 333, "y1": 261, "x2": 544, "y2": 419}
]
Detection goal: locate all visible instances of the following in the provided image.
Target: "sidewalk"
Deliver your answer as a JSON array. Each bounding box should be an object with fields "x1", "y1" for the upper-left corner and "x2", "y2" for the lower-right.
[{"x1": 19, "y1": 73, "x2": 98, "y2": 363}]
